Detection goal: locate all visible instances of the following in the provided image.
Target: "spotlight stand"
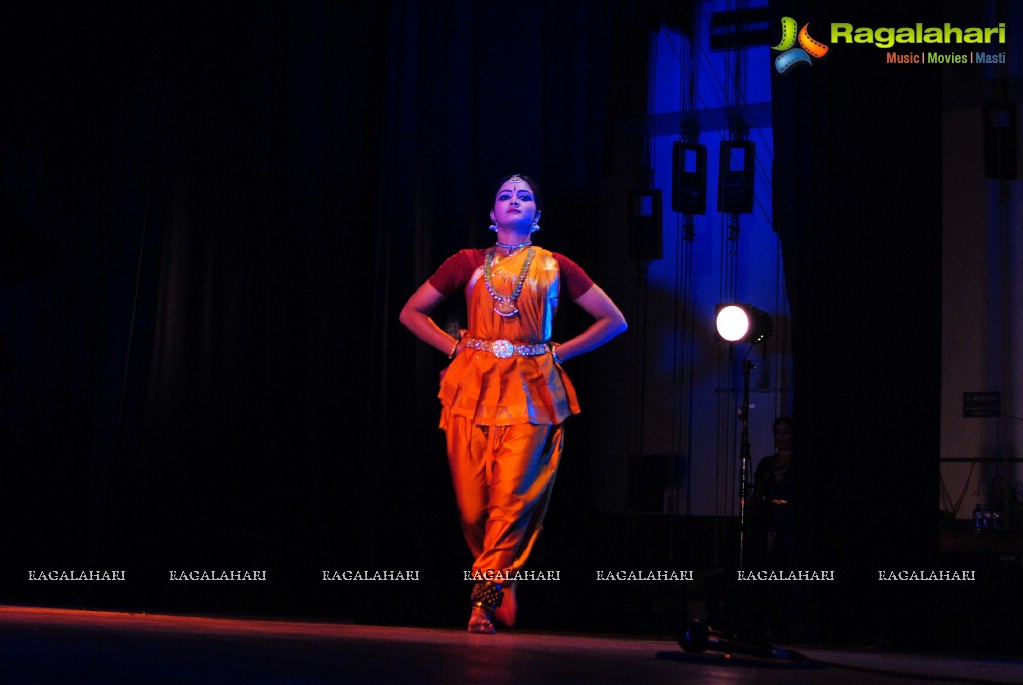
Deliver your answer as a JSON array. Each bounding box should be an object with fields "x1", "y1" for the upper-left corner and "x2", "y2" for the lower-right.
[
  {"x1": 737, "y1": 358, "x2": 753, "y2": 572},
  {"x1": 715, "y1": 303, "x2": 772, "y2": 571}
]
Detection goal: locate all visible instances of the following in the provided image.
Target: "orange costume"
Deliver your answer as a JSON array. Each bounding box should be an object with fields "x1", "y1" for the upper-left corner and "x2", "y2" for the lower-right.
[{"x1": 431, "y1": 245, "x2": 587, "y2": 580}]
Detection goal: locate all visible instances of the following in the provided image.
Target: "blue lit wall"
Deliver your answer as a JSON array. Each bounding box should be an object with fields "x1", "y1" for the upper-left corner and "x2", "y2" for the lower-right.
[{"x1": 636, "y1": 3, "x2": 792, "y2": 517}]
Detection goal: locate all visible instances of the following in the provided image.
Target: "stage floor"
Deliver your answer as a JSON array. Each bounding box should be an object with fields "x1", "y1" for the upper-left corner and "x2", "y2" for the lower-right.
[{"x1": 0, "y1": 606, "x2": 1018, "y2": 684}]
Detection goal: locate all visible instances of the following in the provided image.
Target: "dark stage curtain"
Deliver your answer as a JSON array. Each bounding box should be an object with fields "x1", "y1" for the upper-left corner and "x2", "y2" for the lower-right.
[
  {"x1": 771, "y1": 0, "x2": 943, "y2": 647},
  {"x1": 3, "y1": 1, "x2": 647, "y2": 625}
]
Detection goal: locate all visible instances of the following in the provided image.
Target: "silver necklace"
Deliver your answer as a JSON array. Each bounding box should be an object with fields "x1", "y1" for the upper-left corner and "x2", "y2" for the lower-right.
[
  {"x1": 483, "y1": 247, "x2": 535, "y2": 317},
  {"x1": 494, "y1": 239, "x2": 532, "y2": 255}
]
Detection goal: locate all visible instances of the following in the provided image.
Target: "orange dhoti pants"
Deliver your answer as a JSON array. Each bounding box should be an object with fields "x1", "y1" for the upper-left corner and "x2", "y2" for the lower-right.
[{"x1": 443, "y1": 413, "x2": 564, "y2": 576}]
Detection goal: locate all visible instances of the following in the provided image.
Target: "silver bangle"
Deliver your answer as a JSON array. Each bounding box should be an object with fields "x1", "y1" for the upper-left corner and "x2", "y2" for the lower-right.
[
  {"x1": 550, "y1": 343, "x2": 562, "y2": 365},
  {"x1": 448, "y1": 329, "x2": 466, "y2": 359}
]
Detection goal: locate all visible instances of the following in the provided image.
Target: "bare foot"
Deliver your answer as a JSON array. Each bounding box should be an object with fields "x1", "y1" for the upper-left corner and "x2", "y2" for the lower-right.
[
  {"x1": 468, "y1": 606, "x2": 495, "y2": 634},
  {"x1": 494, "y1": 584, "x2": 517, "y2": 627}
]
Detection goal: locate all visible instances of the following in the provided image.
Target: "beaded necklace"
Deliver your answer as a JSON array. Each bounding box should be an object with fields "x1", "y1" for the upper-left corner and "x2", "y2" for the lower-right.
[
  {"x1": 494, "y1": 239, "x2": 532, "y2": 255},
  {"x1": 483, "y1": 247, "x2": 536, "y2": 317}
]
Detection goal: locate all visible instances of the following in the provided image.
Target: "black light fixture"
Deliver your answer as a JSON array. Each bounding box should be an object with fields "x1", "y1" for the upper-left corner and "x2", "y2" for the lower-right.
[
  {"x1": 715, "y1": 303, "x2": 772, "y2": 344},
  {"x1": 628, "y1": 186, "x2": 663, "y2": 262},
  {"x1": 717, "y1": 140, "x2": 756, "y2": 215},
  {"x1": 672, "y1": 141, "x2": 707, "y2": 215}
]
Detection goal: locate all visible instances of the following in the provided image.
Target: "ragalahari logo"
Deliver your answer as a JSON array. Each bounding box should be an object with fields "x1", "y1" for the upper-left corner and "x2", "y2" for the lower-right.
[{"x1": 772, "y1": 17, "x2": 829, "y2": 73}]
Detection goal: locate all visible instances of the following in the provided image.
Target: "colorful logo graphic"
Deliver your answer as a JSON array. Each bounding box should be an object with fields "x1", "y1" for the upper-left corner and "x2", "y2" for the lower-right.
[{"x1": 772, "y1": 17, "x2": 829, "y2": 73}]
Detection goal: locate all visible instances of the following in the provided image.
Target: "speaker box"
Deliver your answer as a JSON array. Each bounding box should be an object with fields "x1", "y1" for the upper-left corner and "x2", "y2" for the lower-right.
[
  {"x1": 672, "y1": 142, "x2": 707, "y2": 215},
  {"x1": 629, "y1": 189, "x2": 663, "y2": 261},
  {"x1": 717, "y1": 140, "x2": 755, "y2": 214}
]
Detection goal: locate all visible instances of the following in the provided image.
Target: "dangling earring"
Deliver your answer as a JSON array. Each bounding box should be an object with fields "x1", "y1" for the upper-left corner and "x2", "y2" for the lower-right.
[
  {"x1": 530, "y1": 210, "x2": 542, "y2": 233},
  {"x1": 489, "y1": 221, "x2": 498, "y2": 232}
]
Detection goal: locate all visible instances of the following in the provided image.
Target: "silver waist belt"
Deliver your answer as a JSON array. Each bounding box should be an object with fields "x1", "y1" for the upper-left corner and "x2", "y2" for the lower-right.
[{"x1": 466, "y1": 338, "x2": 549, "y2": 359}]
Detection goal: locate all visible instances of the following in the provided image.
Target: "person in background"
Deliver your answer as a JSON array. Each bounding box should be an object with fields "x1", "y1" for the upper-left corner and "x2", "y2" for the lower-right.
[
  {"x1": 747, "y1": 415, "x2": 796, "y2": 568},
  {"x1": 744, "y1": 415, "x2": 803, "y2": 639}
]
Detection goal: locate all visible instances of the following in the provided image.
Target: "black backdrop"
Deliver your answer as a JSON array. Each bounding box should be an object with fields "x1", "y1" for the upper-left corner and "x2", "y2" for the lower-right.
[
  {"x1": 774, "y1": 0, "x2": 947, "y2": 647},
  {"x1": 2, "y1": 0, "x2": 973, "y2": 647},
  {"x1": 3, "y1": 0, "x2": 651, "y2": 626}
]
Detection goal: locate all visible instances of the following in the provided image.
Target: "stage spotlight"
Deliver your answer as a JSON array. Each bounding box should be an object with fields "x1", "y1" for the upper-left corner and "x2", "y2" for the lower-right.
[
  {"x1": 678, "y1": 619, "x2": 807, "y2": 662},
  {"x1": 715, "y1": 304, "x2": 773, "y2": 344}
]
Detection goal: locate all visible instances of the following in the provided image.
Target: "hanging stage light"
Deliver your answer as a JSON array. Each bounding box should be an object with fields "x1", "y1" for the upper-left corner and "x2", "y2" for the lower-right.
[
  {"x1": 715, "y1": 304, "x2": 773, "y2": 344},
  {"x1": 672, "y1": 141, "x2": 707, "y2": 215},
  {"x1": 717, "y1": 140, "x2": 756, "y2": 214},
  {"x1": 628, "y1": 187, "x2": 663, "y2": 262}
]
